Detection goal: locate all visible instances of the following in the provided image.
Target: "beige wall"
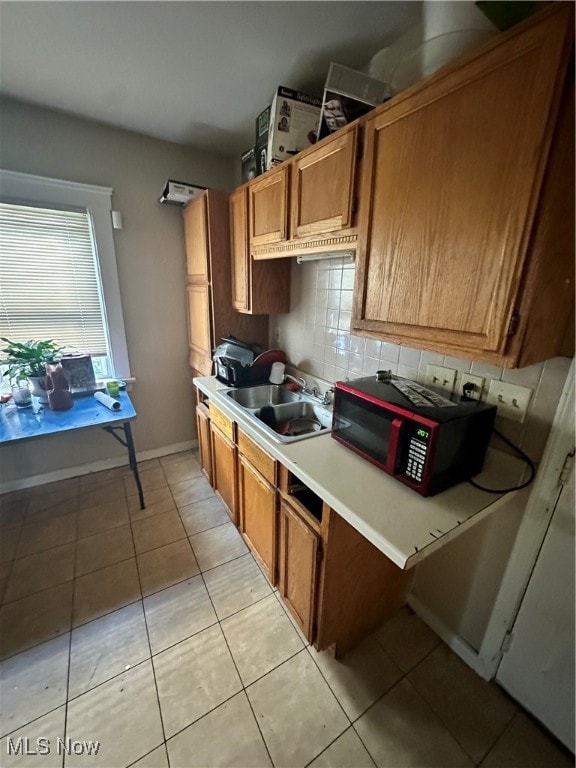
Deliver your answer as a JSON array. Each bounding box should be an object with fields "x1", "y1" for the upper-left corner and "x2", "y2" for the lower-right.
[
  {"x1": 272, "y1": 258, "x2": 571, "y2": 650},
  {"x1": 0, "y1": 97, "x2": 234, "y2": 484}
]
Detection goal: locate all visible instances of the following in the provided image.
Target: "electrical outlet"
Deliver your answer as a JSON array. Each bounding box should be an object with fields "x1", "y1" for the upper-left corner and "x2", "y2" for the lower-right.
[
  {"x1": 274, "y1": 327, "x2": 281, "y2": 345},
  {"x1": 486, "y1": 380, "x2": 532, "y2": 423},
  {"x1": 460, "y1": 373, "x2": 485, "y2": 400},
  {"x1": 425, "y1": 365, "x2": 457, "y2": 394}
]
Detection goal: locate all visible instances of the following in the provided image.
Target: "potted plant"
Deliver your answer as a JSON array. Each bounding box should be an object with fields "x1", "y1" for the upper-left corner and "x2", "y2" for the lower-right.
[{"x1": 1, "y1": 338, "x2": 64, "y2": 403}]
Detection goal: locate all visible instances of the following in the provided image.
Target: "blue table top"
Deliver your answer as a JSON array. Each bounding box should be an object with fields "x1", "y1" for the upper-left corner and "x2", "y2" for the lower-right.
[{"x1": 0, "y1": 391, "x2": 137, "y2": 445}]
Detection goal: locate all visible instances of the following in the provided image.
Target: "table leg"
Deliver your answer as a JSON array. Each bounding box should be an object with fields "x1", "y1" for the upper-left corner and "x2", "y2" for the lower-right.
[
  {"x1": 102, "y1": 422, "x2": 145, "y2": 510},
  {"x1": 124, "y1": 422, "x2": 145, "y2": 510}
]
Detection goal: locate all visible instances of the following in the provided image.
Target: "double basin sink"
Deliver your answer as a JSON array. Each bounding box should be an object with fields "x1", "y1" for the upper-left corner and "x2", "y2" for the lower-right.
[{"x1": 221, "y1": 384, "x2": 333, "y2": 443}]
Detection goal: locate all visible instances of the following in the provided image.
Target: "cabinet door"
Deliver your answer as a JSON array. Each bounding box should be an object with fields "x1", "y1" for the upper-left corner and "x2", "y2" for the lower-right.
[
  {"x1": 249, "y1": 165, "x2": 289, "y2": 248},
  {"x1": 278, "y1": 499, "x2": 320, "y2": 640},
  {"x1": 291, "y1": 125, "x2": 358, "y2": 239},
  {"x1": 195, "y1": 402, "x2": 212, "y2": 485},
  {"x1": 186, "y1": 284, "x2": 212, "y2": 375},
  {"x1": 183, "y1": 194, "x2": 209, "y2": 282},
  {"x1": 230, "y1": 187, "x2": 250, "y2": 312},
  {"x1": 353, "y1": 8, "x2": 571, "y2": 356},
  {"x1": 230, "y1": 186, "x2": 292, "y2": 314},
  {"x1": 238, "y1": 455, "x2": 277, "y2": 583},
  {"x1": 210, "y1": 423, "x2": 237, "y2": 524}
]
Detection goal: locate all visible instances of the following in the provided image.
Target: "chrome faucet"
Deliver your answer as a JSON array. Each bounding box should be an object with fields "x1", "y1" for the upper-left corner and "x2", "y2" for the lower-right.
[{"x1": 284, "y1": 374, "x2": 307, "y2": 390}]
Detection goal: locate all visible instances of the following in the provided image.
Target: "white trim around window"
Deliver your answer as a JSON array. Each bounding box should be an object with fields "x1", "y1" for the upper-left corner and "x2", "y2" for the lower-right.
[{"x1": 0, "y1": 169, "x2": 132, "y2": 378}]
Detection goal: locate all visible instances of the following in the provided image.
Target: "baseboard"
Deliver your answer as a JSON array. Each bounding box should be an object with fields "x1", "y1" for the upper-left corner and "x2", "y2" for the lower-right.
[
  {"x1": 0, "y1": 440, "x2": 198, "y2": 494},
  {"x1": 408, "y1": 592, "x2": 490, "y2": 679}
]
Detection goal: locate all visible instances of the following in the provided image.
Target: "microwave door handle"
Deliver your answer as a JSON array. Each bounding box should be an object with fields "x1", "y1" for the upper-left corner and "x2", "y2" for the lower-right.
[{"x1": 387, "y1": 417, "x2": 404, "y2": 475}]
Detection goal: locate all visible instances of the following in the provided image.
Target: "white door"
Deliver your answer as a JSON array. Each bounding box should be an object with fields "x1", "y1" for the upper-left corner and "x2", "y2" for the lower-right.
[{"x1": 496, "y1": 457, "x2": 575, "y2": 752}]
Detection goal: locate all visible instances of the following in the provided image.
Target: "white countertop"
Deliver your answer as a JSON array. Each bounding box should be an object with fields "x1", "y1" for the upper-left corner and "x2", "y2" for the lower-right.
[{"x1": 195, "y1": 376, "x2": 526, "y2": 570}]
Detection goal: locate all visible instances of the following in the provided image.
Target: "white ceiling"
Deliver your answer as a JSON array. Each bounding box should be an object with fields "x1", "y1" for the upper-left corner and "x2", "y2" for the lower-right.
[{"x1": 0, "y1": 1, "x2": 422, "y2": 156}]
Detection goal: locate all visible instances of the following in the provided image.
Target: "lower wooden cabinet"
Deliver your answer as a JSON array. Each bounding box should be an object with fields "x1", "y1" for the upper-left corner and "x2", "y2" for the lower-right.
[
  {"x1": 196, "y1": 390, "x2": 414, "y2": 658},
  {"x1": 210, "y1": 422, "x2": 238, "y2": 525},
  {"x1": 278, "y1": 498, "x2": 321, "y2": 640},
  {"x1": 238, "y1": 454, "x2": 277, "y2": 583},
  {"x1": 195, "y1": 402, "x2": 212, "y2": 485},
  {"x1": 315, "y1": 512, "x2": 414, "y2": 657}
]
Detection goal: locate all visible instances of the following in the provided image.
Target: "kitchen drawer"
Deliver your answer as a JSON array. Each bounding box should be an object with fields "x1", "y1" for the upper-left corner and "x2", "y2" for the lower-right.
[
  {"x1": 238, "y1": 429, "x2": 276, "y2": 485},
  {"x1": 210, "y1": 403, "x2": 235, "y2": 442}
]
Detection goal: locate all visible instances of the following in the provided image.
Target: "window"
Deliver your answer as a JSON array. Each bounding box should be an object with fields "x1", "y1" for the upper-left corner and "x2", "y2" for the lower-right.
[{"x1": 0, "y1": 170, "x2": 131, "y2": 379}]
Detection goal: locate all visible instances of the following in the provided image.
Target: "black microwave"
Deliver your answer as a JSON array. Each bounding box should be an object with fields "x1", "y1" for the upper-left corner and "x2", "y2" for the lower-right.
[{"x1": 332, "y1": 376, "x2": 496, "y2": 496}]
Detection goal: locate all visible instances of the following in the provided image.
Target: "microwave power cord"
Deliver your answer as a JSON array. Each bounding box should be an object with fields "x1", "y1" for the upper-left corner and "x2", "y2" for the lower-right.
[{"x1": 468, "y1": 427, "x2": 536, "y2": 494}]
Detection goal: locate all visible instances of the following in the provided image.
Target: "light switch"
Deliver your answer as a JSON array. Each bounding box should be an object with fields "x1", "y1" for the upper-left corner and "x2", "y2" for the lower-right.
[
  {"x1": 425, "y1": 365, "x2": 457, "y2": 394},
  {"x1": 486, "y1": 380, "x2": 532, "y2": 422}
]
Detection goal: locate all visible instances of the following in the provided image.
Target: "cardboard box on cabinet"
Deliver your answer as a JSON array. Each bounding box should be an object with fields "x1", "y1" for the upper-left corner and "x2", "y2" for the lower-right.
[
  {"x1": 255, "y1": 105, "x2": 271, "y2": 176},
  {"x1": 317, "y1": 62, "x2": 390, "y2": 141},
  {"x1": 241, "y1": 147, "x2": 257, "y2": 183},
  {"x1": 256, "y1": 86, "x2": 322, "y2": 171}
]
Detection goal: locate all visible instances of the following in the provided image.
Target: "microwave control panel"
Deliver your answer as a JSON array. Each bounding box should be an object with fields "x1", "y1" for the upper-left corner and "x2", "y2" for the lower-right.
[{"x1": 401, "y1": 426, "x2": 430, "y2": 484}]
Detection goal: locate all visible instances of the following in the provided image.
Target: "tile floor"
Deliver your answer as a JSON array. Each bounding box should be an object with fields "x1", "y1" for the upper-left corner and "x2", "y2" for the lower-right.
[{"x1": 0, "y1": 451, "x2": 572, "y2": 768}]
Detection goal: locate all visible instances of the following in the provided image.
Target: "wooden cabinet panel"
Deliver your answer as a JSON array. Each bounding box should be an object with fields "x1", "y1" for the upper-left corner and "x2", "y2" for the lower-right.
[
  {"x1": 230, "y1": 187, "x2": 291, "y2": 314},
  {"x1": 278, "y1": 499, "x2": 320, "y2": 640},
  {"x1": 238, "y1": 455, "x2": 277, "y2": 583},
  {"x1": 249, "y1": 129, "x2": 360, "y2": 260},
  {"x1": 315, "y1": 511, "x2": 413, "y2": 658},
  {"x1": 353, "y1": 4, "x2": 574, "y2": 365},
  {"x1": 230, "y1": 186, "x2": 250, "y2": 312},
  {"x1": 209, "y1": 403, "x2": 235, "y2": 442},
  {"x1": 249, "y1": 165, "x2": 289, "y2": 248},
  {"x1": 186, "y1": 284, "x2": 212, "y2": 374},
  {"x1": 183, "y1": 195, "x2": 209, "y2": 282},
  {"x1": 195, "y1": 402, "x2": 212, "y2": 485},
  {"x1": 237, "y1": 430, "x2": 276, "y2": 485},
  {"x1": 182, "y1": 189, "x2": 269, "y2": 376},
  {"x1": 291, "y1": 125, "x2": 358, "y2": 238},
  {"x1": 210, "y1": 423, "x2": 237, "y2": 524}
]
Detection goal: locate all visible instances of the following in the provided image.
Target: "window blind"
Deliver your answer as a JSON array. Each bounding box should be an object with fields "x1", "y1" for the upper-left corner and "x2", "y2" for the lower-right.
[{"x1": 0, "y1": 202, "x2": 109, "y2": 357}]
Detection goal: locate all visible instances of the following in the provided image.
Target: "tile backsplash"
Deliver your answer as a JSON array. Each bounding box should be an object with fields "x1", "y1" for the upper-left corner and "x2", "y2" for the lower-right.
[{"x1": 272, "y1": 259, "x2": 572, "y2": 464}]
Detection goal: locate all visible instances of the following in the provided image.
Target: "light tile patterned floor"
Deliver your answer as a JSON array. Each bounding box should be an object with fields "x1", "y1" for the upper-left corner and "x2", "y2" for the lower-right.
[{"x1": 0, "y1": 451, "x2": 572, "y2": 768}]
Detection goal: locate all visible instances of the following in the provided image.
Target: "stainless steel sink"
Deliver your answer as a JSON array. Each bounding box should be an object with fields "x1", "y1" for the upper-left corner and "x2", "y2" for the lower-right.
[
  {"x1": 221, "y1": 385, "x2": 333, "y2": 443},
  {"x1": 226, "y1": 384, "x2": 300, "y2": 408}
]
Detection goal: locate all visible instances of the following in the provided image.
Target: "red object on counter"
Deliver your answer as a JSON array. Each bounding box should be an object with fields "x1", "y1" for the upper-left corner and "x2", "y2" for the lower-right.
[{"x1": 46, "y1": 363, "x2": 73, "y2": 411}]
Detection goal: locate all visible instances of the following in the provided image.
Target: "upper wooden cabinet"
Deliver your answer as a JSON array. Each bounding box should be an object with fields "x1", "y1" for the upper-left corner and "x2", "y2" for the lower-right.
[
  {"x1": 183, "y1": 194, "x2": 209, "y2": 283},
  {"x1": 230, "y1": 186, "x2": 291, "y2": 315},
  {"x1": 249, "y1": 165, "x2": 289, "y2": 249},
  {"x1": 250, "y1": 126, "x2": 361, "y2": 260},
  {"x1": 182, "y1": 190, "x2": 269, "y2": 376},
  {"x1": 291, "y1": 124, "x2": 358, "y2": 239},
  {"x1": 352, "y1": 4, "x2": 574, "y2": 368}
]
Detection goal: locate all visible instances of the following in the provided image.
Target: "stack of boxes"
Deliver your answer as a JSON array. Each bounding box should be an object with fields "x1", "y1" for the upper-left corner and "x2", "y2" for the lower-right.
[{"x1": 240, "y1": 64, "x2": 389, "y2": 182}]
